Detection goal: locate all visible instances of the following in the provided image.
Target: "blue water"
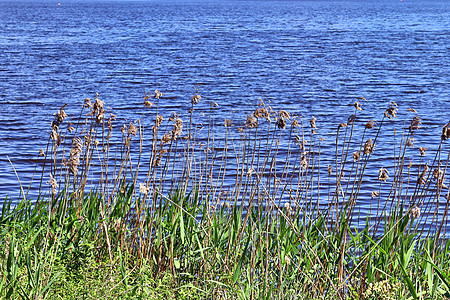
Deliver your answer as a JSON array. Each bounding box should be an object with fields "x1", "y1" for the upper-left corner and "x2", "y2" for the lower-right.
[{"x1": 0, "y1": 0, "x2": 449, "y2": 223}]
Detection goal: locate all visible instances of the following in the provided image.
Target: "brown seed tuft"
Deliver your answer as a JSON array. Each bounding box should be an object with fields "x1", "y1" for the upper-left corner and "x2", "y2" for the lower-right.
[
  {"x1": 254, "y1": 107, "x2": 269, "y2": 120},
  {"x1": 409, "y1": 116, "x2": 421, "y2": 133},
  {"x1": 327, "y1": 165, "x2": 332, "y2": 176},
  {"x1": 418, "y1": 164, "x2": 429, "y2": 185},
  {"x1": 224, "y1": 119, "x2": 232, "y2": 128},
  {"x1": 419, "y1": 147, "x2": 427, "y2": 156},
  {"x1": 54, "y1": 104, "x2": 68, "y2": 123},
  {"x1": 68, "y1": 137, "x2": 83, "y2": 175},
  {"x1": 442, "y1": 122, "x2": 450, "y2": 141},
  {"x1": 371, "y1": 191, "x2": 379, "y2": 198},
  {"x1": 162, "y1": 132, "x2": 172, "y2": 144},
  {"x1": 128, "y1": 123, "x2": 137, "y2": 136},
  {"x1": 405, "y1": 137, "x2": 415, "y2": 147},
  {"x1": 278, "y1": 110, "x2": 290, "y2": 120},
  {"x1": 139, "y1": 183, "x2": 149, "y2": 195},
  {"x1": 354, "y1": 101, "x2": 363, "y2": 111},
  {"x1": 173, "y1": 117, "x2": 183, "y2": 137},
  {"x1": 385, "y1": 102, "x2": 398, "y2": 119},
  {"x1": 144, "y1": 100, "x2": 154, "y2": 108},
  {"x1": 155, "y1": 115, "x2": 164, "y2": 128},
  {"x1": 363, "y1": 139, "x2": 374, "y2": 155},
  {"x1": 84, "y1": 98, "x2": 93, "y2": 108},
  {"x1": 121, "y1": 124, "x2": 127, "y2": 134},
  {"x1": 50, "y1": 129, "x2": 61, "y2": 147},
  {"x1": 407, "y1": 108, "x2": 417, "y2": 113},
  {"x1": 347, "y1": 114, "x2": 356, "y2": 124},
  {"x1": 378, "y1": 168, "x2": 390, "y2": 182},
  {"x1": 300, "y1": 153, "x2": 308, "y2": 170},
  {"x1": 191, "y1": 94, "x2": 201, "y2": 105},
  {"x1": 365, "y1": 120, "x2": 375, "y2": 129},
  {"x1": 245, "y1": 115, "x2": 258, "y2": 128},
  {"x1": 310, "y1": 116, "x2": 317, "y2": 129},
  {"x1": 411, "y1": 206, "x2": 421, "y2": 219},
  {"x1": 48, "y1": 174, "x2": 58, "y2": 196},
  {"x1": 154, "y1": 90, "x2": 163, "y2": 99},
  {"x1": 295, "y1": 135, "x2": 307, "y2": 150},
  {"x1": 276, "y1": 118, "x2": 286, "y2": 130},
  {"x1": 338, "y1": 123, "x2": 347, "y2": 129},
  {"x1": 353, "y1": 151, "x2": 361, "y2": 162}
]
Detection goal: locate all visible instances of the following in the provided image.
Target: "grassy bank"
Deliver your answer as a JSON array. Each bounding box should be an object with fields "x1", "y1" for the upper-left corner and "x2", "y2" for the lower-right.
[{"x1": 1, "y1": 91, "x2": 450, "y2": 299}]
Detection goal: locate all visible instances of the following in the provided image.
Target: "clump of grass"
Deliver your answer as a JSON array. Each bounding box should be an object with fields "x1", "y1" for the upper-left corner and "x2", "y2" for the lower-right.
[{"x1": 1, "y1": 90, "x2": 450, "y2": 299}]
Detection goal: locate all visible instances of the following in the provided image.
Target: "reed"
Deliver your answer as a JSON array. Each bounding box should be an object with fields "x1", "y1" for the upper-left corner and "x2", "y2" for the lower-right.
[{"x1": 1, "y1": 90, "x2": 450, "y2": 299}]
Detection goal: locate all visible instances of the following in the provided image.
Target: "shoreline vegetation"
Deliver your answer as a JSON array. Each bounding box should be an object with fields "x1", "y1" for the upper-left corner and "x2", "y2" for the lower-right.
[{"x1": 1, "y1": 90, "x2": 450, "y2": 299}]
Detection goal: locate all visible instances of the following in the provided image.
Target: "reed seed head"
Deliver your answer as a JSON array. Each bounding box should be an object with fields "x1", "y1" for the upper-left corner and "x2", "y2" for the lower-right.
[
  {"x1": 353, "y1": 151, "x2": 361, "y2": 162},
  {"x1": 411, "y1": 206, "x2": 421, "y2": 219},
  {"x1": 348, "y1": 114, "x2": 356, "y2": 125},
  {"x1": 300, "y1": 153, "x2": 308, "y2": 170},
  {"x1": 310, "y1": 116, "x2": 317, "y2": 129},
  {"x1": 121, "y1": 124, "x2": 127, "y2": 134},
  {"x1": 68, "y1": 137, "x2": 83, "y2": 175},
  {"x1": 432, "y1": 167, "x2": 447, "y2": 188},
  {"x1": 139, "y1": 183, "x2": 149, "y2": 195},
  {"x1": 295, "y1": 135, "x2": 307, "y2": 150},
  {"x1": 338, "y1": 123, "x2": 347, "y2": 129},
  {"x1": 84, "y1": 98, "x2": 92, "y2": 108},
  {"x1": 48, "y1": 174, "x2": 58, "y2": 196},
  {"x1": 247, "y1": 166, "x2": 255, "y2": 176},
  {"x1": 418, "y1": 164, "x2": 429, "y2": 185},
  {"x1": 173, "y1": 117, "x2": 183, "y2": 137},
  {"x1": 384, "y1": 102, "x2": 398, "y2": 119},
  {"x1": 39, "y1": 149, "x2": 45, "y2": 157},
  {"x1": 155, "y1": 115, "x2": 164, "y2": 128},
  {"x1": 144, "y1": 100, "x2": 154, "y2": 108},
  {"x1": 409, "y1": 116, "x2": 421, "y2": 133},
  {"x1": 191, "y1": 94, "x2": 201, "y2": 105},
  {"x1": 54, "y1": 104, "x2": 68, "y2": 123},
  {"x1": 276, "y1": 117, "x2": 286, "y2": 130},
  {"x1": 254, "y1": 107, "x2": 269, "y2": 120},
  {"x1": 378, "y1": 168, "x2": 390, "y2": 182},
  {"x1": 363, "y1": 139, "x2": 374, "y2": 155},
  {"x1": 278, "y1": 110, "x2": 290, "y2": 120},
  {"x1": 407, "y1": 108, "x2": 417, "y2": 113},
  {"x1": 419, "y1": 147, "x2": 427, "y2": 156},
  {"x1": 245, "y1": 115, "x2": 258, "y2": 128},
  {"x1": 327, "y1": 165, "x2": 332, "y2": 176},
  {"x1": 154, "y1": 90, "x2": 163, "y2": 99},
  {"x1": 371, "y1": 191, "x2": 379, "y2": 198},
  {"x1": 284, "y1": 202, "x2": 291, "y2": 217},
  {"x1": 365, "y1": 120, "x2": 375, "y2": 129},
  {"x1": 354, "y1": 101, "x2": 363, "y2": 111},
  {"x1": 224, "y1": 118, "x2": 232, "y2": 128},
  {"x1": 162, "y1": 132, "x2": 172, "y2": 144},
  {"x1": 50, "y1": 129, "x2": 61, "y2": 147},
  {"x1": 442, "y1": 122, "x2": 450, "y2": 141},
  {"x1": 405, "y1": 137, "x2": 414, "y2": 147},
  {"x1": 128, "y1": 123, "x2": 137, "y2": 136}
]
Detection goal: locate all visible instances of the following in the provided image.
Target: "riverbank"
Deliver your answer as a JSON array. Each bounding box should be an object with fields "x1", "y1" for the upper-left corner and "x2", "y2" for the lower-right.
[{"x1": 1, "y1": 92, "x2": 450, "y2": 299}]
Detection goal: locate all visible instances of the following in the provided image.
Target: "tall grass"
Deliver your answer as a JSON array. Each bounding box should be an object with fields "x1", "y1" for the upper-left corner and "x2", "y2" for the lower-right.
[{"x1": 1, "y1": 91, "x2": 450, "y2": 299}]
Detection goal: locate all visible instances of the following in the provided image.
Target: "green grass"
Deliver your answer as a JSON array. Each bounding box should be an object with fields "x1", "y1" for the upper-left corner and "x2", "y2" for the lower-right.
[{"x1": 1, "y1": 92, "x2": 450, "y2": 299}]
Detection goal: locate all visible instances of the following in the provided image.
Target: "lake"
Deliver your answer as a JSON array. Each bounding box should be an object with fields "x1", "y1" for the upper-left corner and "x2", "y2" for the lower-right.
[{"x1": 0, "y1": 0, "x2": 449, "y2": 227}]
